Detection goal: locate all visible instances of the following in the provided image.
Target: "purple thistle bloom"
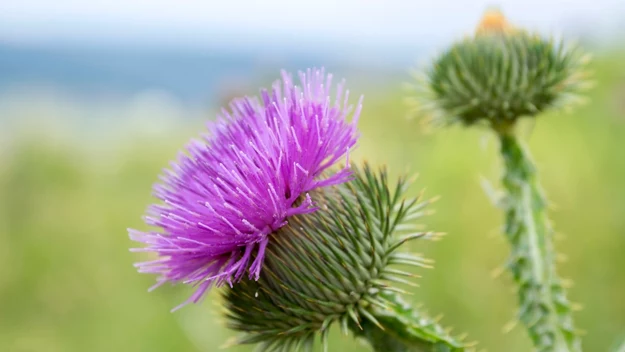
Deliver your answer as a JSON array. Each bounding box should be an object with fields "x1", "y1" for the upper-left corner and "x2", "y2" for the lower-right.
[{"x1": 129, "y1": 68, "x2": 361, "y2": 310}]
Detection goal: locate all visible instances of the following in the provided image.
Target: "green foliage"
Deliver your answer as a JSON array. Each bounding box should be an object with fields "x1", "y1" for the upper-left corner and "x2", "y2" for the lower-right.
[
  {"x1": 498, "y1": 134, "x2": 580, "y2": 351},
  {"x1": 223, "y1": 165, "x2": 471, "y2": 351},
  {"x1": 412, "y1": 29, "x2": 589, "y2": 127}
]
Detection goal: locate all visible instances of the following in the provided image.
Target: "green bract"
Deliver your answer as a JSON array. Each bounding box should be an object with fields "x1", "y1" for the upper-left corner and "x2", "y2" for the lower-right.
[
  {"x1": 413, "y1": 27, "x2": 589, "y2": 128},
  {"x1": 223, "y1": 165, "x2": 471, "y2": 352}
]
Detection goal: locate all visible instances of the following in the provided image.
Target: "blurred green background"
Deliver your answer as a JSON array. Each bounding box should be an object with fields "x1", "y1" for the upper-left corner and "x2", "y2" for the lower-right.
[
  {"x1": 1, "y1": 2, "x2": 625, "y2": 351},
  {"x1": 2, "y1": 53, "x2": 624, "y2": 351}
]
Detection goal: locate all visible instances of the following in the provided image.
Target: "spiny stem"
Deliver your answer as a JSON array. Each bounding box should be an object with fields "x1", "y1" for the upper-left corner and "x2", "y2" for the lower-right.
[
  {"x1": 498, "y1": 132, "x2": 580, "y2": 352},
  {"x1": 350, "y1": 292, "x2": 472, "y2": 352}
]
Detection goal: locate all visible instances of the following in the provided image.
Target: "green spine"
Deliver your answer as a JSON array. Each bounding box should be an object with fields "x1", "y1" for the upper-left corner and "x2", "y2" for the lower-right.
[
  {"x1": 352, "y1": 292, "x2": 469, "y2": 352},
  {"x1": 408, "y1": 25, "x2": 589, "y2": 128},
  {"x1": 223, "y1": 165, "x2": 474, "y2": 352},
  {"x1": 498, "y1": 132, "x2": 580, "y2": 351}
]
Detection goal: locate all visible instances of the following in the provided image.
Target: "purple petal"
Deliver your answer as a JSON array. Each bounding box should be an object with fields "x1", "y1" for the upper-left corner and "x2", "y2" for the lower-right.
[{"x1": 129, "y1": 68, "x2": 361, "y2": 308}]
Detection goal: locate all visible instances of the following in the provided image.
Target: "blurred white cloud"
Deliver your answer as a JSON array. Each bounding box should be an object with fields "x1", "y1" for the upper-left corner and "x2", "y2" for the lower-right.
[{"x1": 1, "y1": 0, "x2": 623, "y2": 46}]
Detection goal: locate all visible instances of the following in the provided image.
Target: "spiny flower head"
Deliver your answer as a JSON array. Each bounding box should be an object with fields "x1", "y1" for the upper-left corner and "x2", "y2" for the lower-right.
[
  {"x1": 408, "y1": 9, "x2": 590, "y2": 129},
  {"x1": 129, "y1": 68, "x2": 361, "y2": 310},
  {"x1": 223, "y1": 164, "x2": 450, "y2": 351}
]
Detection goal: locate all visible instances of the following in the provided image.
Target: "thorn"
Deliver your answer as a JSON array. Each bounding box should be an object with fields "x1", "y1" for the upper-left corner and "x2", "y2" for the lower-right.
[
  {"x1": 466, "y1": 340, "x2": 480, "y2": 348},
  {"x1": 383, "y1": 286, "x2": 412, "y2": 295},
  {"x1": 479, "y1": 175, "x2": 502, "y2": 205},
  {"x1": 548, "y1": 201, "x2": 560, "y2": 211},
  {"x1": 408, "y1": 173, "x2": 420, "y2": 184},
  {"x1": 490, "y1": 266, "x2": 506, "y2": 279},
  {"x1": 219, "y1": 337, "x2": 238, "y2": 349},
  {"x1": 359, "y1": 308, "x2": 386, "y2": 331},
  {"x1": 428, "y1": 195, "x2": 441, "y2": 204},
  {"x1": 556, "y1": 253, "x2": 569, "y2": 263},
  {"x1": 412, "y1": 223, "x2": 427, "y2": 230},
  {"x1": 502, "y1": 320, "x2": 517, "y2": 334},
  {"x1": 561, "y1": 278, "x2": 574, "y2": 288},
  {"x1": 487, "y1": 227, "x2": 501, "y2": 239},
  {"x1": 424, "y1": 209, "x2": 437, "y2": 216}
]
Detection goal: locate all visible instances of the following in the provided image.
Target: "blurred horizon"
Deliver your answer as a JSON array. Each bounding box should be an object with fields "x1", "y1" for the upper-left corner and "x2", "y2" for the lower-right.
[{"x1": 2, "y1": 0, "x2": 625, "y2": 113}]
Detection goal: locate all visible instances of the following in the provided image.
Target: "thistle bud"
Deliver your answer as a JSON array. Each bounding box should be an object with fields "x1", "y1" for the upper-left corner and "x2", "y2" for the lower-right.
[
  {"x1": 408, "y1": 10, "x2": 589, "y2": 351},
  {"x1": 412, "y1": 9, "x2": 589, "y2": 129},
  {"x1": 222, "y1": 165, "x2": 465, "y2": 351}
]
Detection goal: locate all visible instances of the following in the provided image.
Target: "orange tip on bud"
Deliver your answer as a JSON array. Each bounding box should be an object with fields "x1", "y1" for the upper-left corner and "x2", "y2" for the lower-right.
[{"x1": 476, "y1": 8, "x2": 513, "y2": 35}]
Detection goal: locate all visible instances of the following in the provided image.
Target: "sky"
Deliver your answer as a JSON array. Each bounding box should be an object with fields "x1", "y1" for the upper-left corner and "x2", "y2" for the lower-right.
[{"x1": 1, "y1": 0, "x2": 624, "y2": 48}]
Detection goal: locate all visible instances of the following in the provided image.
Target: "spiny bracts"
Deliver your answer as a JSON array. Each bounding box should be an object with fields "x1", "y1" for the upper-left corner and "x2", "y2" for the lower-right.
[
  {"x1": 408, "y1": 9, "x2": 589, "y2": 129},
  {"x1": 223, "y1": 165, "x2": 473, "y2": 352}
]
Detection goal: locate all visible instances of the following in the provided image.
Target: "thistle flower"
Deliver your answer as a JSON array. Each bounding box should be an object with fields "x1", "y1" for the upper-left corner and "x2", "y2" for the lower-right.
[
  {"x1": 409, "y1": 9, "x2": 590, "y2": 130},
  {"x1": 129, "y1": 68, "x2": 361, "y2": 309},
  {"x1": 223, "y1": 165, "x2": 472, "y2": 352}
]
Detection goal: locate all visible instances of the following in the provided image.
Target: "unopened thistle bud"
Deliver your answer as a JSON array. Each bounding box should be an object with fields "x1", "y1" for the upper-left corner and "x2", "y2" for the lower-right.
[{"x1": 411, "y1": 9, "x2": 590, "y2": 130}]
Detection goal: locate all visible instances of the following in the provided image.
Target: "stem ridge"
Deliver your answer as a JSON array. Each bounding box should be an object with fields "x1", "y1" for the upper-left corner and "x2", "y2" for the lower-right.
[{"x1": 498, "y1": 133, "x2": 581, "y2": 352}]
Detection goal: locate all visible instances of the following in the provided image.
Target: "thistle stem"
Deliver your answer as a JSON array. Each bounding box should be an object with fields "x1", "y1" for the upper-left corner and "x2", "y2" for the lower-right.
[
  {"x1": 351, "y1": 293, "x2": 470, "y2": 352},
  {"x1": 497, "y1": 132, "x2": 580, "y2": 351}
]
